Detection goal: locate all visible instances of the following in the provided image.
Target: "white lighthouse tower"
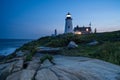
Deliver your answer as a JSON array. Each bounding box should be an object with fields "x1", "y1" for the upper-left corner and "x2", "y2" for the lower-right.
[{"x1": 64, "y1": 12, "x2": 73, "y2": 33}]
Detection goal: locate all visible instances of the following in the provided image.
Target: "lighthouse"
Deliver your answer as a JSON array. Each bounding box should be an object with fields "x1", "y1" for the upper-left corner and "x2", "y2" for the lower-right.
[{"x1": 64, "y1": 12, "x2": 73, "y2": 33}]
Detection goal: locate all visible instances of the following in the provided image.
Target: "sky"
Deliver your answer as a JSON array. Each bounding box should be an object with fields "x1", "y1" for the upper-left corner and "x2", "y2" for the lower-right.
[{"x1": 0, "y1": 0, "x2": 120, "y2": 39}]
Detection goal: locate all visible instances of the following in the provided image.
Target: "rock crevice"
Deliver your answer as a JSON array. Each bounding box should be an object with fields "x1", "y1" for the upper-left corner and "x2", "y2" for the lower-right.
[{"x1": 0, "y1": 55, "x2": 120, "y2": 80}]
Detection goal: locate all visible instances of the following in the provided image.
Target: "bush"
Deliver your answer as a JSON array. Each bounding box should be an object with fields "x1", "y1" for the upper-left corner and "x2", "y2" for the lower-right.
[{"x1": 40, "y1": 54, "x2": 55, "y2": 64}]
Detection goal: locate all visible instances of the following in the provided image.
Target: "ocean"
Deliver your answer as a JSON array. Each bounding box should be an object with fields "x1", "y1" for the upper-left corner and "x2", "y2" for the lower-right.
[{"x1": 0, "y1": 39, "x2": 32, "y2": 56}]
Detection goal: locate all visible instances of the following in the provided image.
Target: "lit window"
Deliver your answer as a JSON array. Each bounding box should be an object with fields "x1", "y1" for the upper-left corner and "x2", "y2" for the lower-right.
[
  {"x1": 86, "y1": 28, "x2": 89, "y2": 31},
  {"x1": 75, "y1": 31, "x2": 82, "y2": 35}
]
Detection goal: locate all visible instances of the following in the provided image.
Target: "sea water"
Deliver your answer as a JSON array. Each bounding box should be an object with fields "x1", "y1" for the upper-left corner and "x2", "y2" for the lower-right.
[{"x1": 0, "y1": 39, "x2": 32, "y2": 56}]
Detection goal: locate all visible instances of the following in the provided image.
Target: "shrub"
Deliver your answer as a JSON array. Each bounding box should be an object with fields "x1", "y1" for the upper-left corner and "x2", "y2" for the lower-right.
[{"x1": 40, "y1": 54, "x2": 55, "y2": 64}]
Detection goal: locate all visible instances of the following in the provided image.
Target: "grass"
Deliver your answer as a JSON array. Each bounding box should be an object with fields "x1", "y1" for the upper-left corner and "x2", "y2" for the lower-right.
[
  {"x1": 90, "y1": 42, "x2": 120, "y2": 65},
  {"x1": 40, "y1": 54, "x2": 55, "y2": 64},
  {"x1": 12, "y1": 30, "x2": 120, "y2": 65},
  {"x1": 61, "y1": 45, "x2": 98, "y2": 56},
  {"x1": 60, "y1": 42, "x2": 120, "y2": 65}
]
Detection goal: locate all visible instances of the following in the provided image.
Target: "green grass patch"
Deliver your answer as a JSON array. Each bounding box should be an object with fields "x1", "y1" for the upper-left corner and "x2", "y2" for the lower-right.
[
  {"x1": 90, "y1": 42, "x2": 120, "y2": 65},
  {"x1": 40, "y1": 54, "x2": 55, "y2": 64},
  {"x1": 60, "y1": 42, "x2": 120, "y2": 65},
  {"x1": 13, "y1": 30, "x2": 120, "y2": 65}
]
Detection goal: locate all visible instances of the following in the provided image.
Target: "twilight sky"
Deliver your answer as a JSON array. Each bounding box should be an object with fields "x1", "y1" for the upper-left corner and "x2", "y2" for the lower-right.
[{"x1": 0, "y1": 0, "x2": 120, "y2": 39}]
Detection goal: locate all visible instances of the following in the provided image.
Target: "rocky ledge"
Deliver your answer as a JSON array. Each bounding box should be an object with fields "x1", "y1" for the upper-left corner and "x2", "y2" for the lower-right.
[{"x1": 0, "y1": 55, "x2": 120, "y2": 80}]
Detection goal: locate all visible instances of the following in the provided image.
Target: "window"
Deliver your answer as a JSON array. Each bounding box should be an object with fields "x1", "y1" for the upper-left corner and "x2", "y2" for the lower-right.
[{"x1": 86, "y1": 28, "x2": 89, "y2": 31}]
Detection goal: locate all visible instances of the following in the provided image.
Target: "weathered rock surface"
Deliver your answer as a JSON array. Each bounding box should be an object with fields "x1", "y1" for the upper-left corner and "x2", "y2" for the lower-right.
[
  {"x1": 6, "y1": 70, "x2": 21, "y2": 80},
  {"x1": 6, "y1": 70, "x2": 35, "y2": 80},
  {"x1": 0, "y1": 55, "x2": 120, "y2": 80},
  {"x1": 16, "y1": 51, "x2": 25, "y2": 57},
  {"x1": 67, "y1": 41, "x2": 78, "y2": 48},
  {"x1": 12, "y1": 59, "x2": 23, "y2": 72},
  {"x1": 0, "y1": 62, "x2": 14, "y2": 80},
  {"x1": 52, "y1": 55, "x2": 120, "y2": 80},
  {"x1": 35, "y1": 69, "x2": 59, "y2": 80},
  {"x1": 16, "y1": 50, "x2": 30, "y2": 57},
  {"x1": 50, "y1": 67, "x2": 80, "y2": 80},
  {"x1": 87, "y1": 40, "x2": 99, "y2": 46},
  {"x1": 40, "y1": 59, "x2": 53, "y2": 68},
  {"x1": 37, "y1": 47, "x2": 60, "y2": 53},
  {"x1": 27, "y1": 57, "x2": 40, "y2": 70}
]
